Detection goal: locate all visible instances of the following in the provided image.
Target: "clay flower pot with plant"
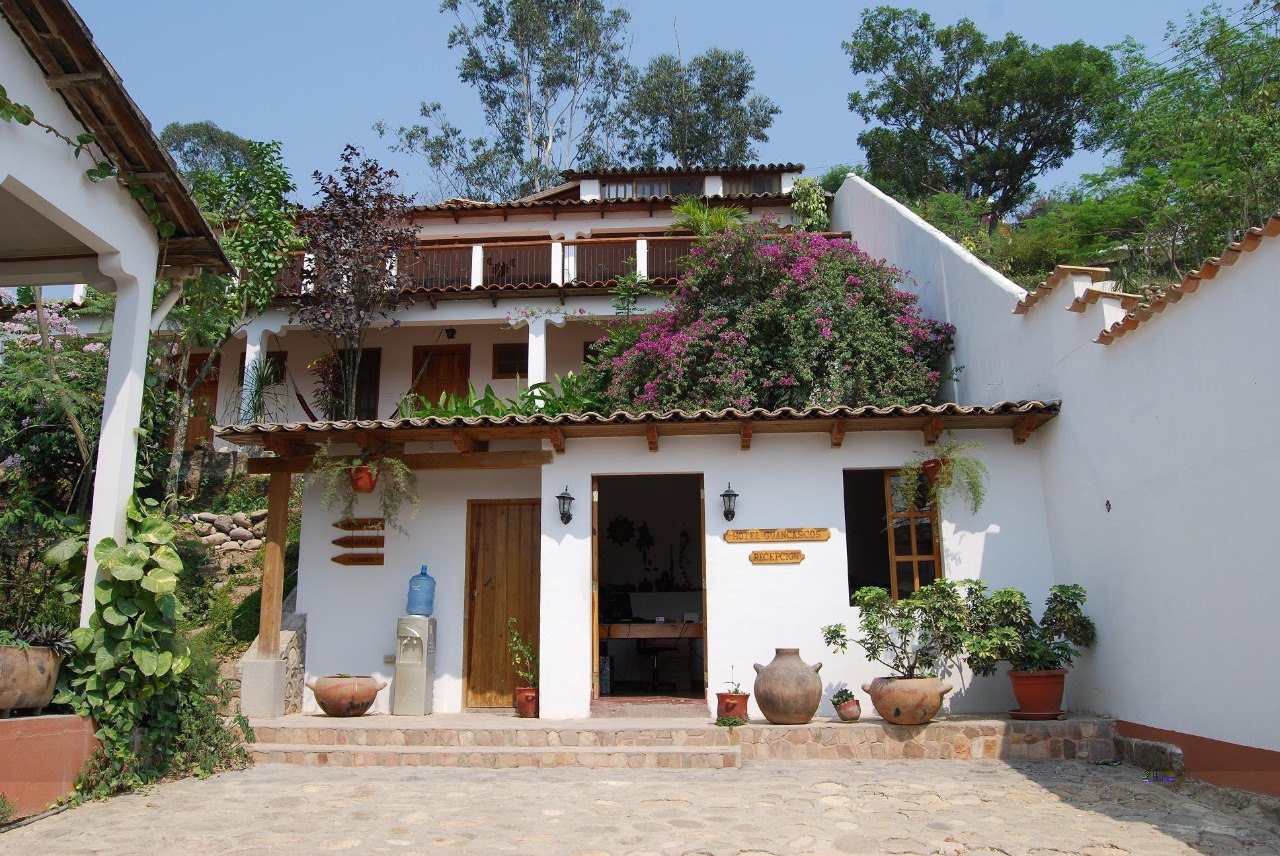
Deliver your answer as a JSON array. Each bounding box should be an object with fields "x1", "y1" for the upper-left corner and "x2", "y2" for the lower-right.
[
  {"x1": 965, "y1": 583, "x2": 1097, "y2": 720},
  {"x1": 507, "y1": 617, "x2": 539, "y2": 718},
  {"x1": 309, "y1": 442, "x2": 420, "y2": 534},
  {"x1": 897, "y1": 437, "x2": 989, "y2": 515},
  {"x1": 0, "y1": 625, "x2": 75, "y2": 716},
  {"x1": 831, "y1": 689, "x2": 861, "y2": 722},
  {"x1": 822, "y1": 580, "x2": 970, "y2": 726},
  {"x1": 716, "y1": 668, "x2": 750, "y2": 720}
]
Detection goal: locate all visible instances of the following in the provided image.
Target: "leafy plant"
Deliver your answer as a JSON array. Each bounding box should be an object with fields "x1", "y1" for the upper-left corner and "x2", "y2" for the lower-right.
[
  {"x1": 790, "y1": 177, "x2": 830, "y2": 231},
  {"x1": 830, "y1": 688, "x2": 856, "y2": 706},
  {"x1": 399, "y1": 374, "x2": 603, "y2": 420},
  {"x1": 0, "y1": 631, "x2": 27, "y2": 650},
  {"x1": 308, "y1": 444, "x2": 420, "y2": 535},
  {"x1": 715, "y1": 715, "x2": 747, "y2": 728},
  {"x1": 965, "y1": 583, "x2": 1097, "y2": 675},
  {"x1": 896, "y1": 438, "x2": 989, "y2": 514},
  {"x1": 823, "y1": 580, "x2": 970, "y2": 679},
  {"x1": 0, "y1": 624, "x2": 75, "y2": 658},
  {"x1": 722, "y1": 666, "x2": 745, "y2": 695},
  {"x1": 669, "y1": 197, "x2": 746, "y2": 239},
  {"x1": 507, "y1": 617, "x2": 538, "y2": 688},
  {"x1": 0, "y1": 792, "x2": 13, "y2": 825}
]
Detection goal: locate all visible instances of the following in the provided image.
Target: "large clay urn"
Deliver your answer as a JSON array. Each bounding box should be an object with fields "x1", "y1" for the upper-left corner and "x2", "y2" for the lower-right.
[
  {"x1": 752, "y1": 649, "x2": 822, "y2": 725},
  {"x1": 0, "y1": 646, "x2": 60, "y2": 714},
  {"x1": 861, "y1": 676, "x2": 952, "y2": 725},
  {"x1": 306, "y1": 675, "x2": 386, "y2": 717}
]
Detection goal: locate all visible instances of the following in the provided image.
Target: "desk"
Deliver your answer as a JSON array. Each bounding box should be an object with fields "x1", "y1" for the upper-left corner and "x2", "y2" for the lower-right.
[{"x1": 599, "y1": 622, "x2": 704, "y2": 639}]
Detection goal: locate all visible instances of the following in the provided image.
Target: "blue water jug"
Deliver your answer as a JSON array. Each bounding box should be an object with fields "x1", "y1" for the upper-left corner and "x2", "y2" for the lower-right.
[{"x1": 406, "y1": 565, "x2": 436, "y2": 616}]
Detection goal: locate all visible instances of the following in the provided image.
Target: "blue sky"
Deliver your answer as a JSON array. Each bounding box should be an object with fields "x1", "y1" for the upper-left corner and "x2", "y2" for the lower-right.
[{"x1": 75, "y1": 0, "x2": 1214, "y2": 203}]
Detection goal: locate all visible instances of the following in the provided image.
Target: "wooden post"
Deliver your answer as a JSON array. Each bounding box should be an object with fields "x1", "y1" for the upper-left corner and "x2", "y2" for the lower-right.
[{"x1": 258, "y1": 471, "x2": 291, "y2": 658}]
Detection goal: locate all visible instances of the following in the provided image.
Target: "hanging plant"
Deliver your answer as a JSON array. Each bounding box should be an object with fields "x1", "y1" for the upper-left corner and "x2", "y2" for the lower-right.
[
  {"x1": 897, "y1": 437, "x2": 989, "y2": 514},
  {"x1": 308, "y1": 442, "x2": 420, "y2": 533}
]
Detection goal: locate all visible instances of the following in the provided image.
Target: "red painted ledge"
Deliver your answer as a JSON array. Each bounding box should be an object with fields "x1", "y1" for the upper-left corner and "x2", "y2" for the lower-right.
[
  {"x1": 1118, "y1": 720, "x2": 1280, "y2": 798},
  {"x1": 0, "y1": 714, "x2": 99, "y2": 819}
]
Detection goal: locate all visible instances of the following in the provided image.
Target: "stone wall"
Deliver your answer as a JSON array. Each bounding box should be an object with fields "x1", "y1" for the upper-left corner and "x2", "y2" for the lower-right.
[{"x1": 236, "y1": 588, "x2": 307, "y2": 716}]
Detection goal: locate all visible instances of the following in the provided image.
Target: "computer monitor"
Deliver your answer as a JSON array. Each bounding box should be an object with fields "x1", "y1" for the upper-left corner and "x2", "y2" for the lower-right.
[{"x1": 603, "y1": 591, "x2": 633, "y2": 622}]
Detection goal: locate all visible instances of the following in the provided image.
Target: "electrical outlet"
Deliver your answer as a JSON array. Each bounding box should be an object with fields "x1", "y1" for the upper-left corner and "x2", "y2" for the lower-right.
[{"x1": 383, "y1": 654, "x2": 396, "y2": 665}]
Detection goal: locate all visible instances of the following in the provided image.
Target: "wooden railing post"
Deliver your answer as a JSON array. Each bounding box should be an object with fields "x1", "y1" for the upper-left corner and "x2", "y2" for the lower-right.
[{"x1": 258, "y1": 470, "x2": 291, "y2": 658}]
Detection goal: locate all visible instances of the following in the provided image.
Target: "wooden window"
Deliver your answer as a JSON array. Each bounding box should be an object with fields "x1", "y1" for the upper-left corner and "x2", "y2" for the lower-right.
[
  {"x1": 602, "y1": 181, "x2": 633, "y2": 199},
  {"x1": 238, "y1": 350, "x2": 287, "y2": 385},
  {"x1": 670, "y1": 177, "x2": 703, "y2": 196},
  {"x1": 723, "y1": 174, "x2": 781, "y2": 196},
  {"x1": 352, "y1": 349, "x2": 381, "y2": 420},
  {"x1": 492, "y1": 342, "x2": 528, "y2": 379},
  {"x1": 843, "y1": 469, "x2": 941, "y2": 600},
  {"x1": 412, "y1": 344, "x2": 471, "y2": 405},
  {"x1": 633, "y1": 178, "x2": 670, "y2": 197}
]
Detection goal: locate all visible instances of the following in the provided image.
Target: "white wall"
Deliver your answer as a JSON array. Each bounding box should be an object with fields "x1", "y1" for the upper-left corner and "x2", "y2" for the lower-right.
[
  {"x1": 537, "y1": 431, "x2": 1055, "y2": 719},
  {"x1": 832, "y1": 171, "x2": 1280, "y2": 754}
]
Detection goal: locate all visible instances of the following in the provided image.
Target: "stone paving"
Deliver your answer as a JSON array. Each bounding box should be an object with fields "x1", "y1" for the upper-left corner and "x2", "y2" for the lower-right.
[{"x1": 4, "y1": 760, "x2": 1278, "y2": 855}]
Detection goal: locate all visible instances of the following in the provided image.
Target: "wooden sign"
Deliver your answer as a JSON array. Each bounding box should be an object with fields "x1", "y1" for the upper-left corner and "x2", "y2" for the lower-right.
[
  {"x1": 332, "y1": 550, "x2": 381, "y2": 562},
  {"x1": 750, "y1": 550, "x2": 805, "y2": 565},
  {"x1": 725, "y1": 527, "x2": 830, "y2": 543},
  {"x1": 335, "y1": 517, "x2": 385, "y2": 531},
  {"x1": 332, "y1": 535, "x2": 385, "y2": 549}
]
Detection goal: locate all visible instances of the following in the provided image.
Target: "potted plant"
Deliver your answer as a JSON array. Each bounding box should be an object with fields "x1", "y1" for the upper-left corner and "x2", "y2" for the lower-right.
[
  {"x1": 305, "y1": 674, "x2": 387, "y2": 717},
  {"x1": 831, "y1": 688, "x2": 861, "y2": 722},
  {"x1": 965, "y1": 583, "x2": 1097, "y2": 719},
  {"x1": 309, "y1": 442, "x2": 420, "y2": 533},
  {"x1": 822, "y1": 580, "x2": 968, "y2": 725},
  {"x1": 507, "y1": 617, "x2": 538, "y2": 718},
  {"x1": 716, "y1": 668, "x2": 750, "y2": 719},
  {"x1": 897, "y1": 438, "x2": 989, "y2": 514},
  {"x1": 0, "y1": 625, "x2": 76, "y2": 716}
]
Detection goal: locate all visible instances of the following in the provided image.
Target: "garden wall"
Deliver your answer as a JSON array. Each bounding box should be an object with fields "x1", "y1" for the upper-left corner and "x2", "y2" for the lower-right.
[{"x1": 0, "y1": 715, "x2": 98, "y2": 819}]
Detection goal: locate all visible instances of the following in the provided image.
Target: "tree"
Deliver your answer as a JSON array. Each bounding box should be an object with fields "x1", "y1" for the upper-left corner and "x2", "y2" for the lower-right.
[
  {"x1": 844, "y1": 7, "x2": 1115, "y2": 228},
  {"x1": 377, "y1": 0, "x2": 630, "y2": 201},
  {"x1": 617, "y1": 48, "x2": 780, "y2": 169},
  {"x1": 290, "y1": 146, "x2": 418, "y2": 420},
  {"x1": 159, "y1": 120, "x2": 255, "y2": 180}
]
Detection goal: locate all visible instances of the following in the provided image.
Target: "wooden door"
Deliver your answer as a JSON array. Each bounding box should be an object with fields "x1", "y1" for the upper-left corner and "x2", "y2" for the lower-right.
[
  {"x1": 464, "y1": 499, "x2": 540, "y2": 708},
  {"x1": 412, "y1": 344, "x2": 471, "y2": 406},
  {"x1": 179, "y1": 356, "x2": 220, "y2": 451}
]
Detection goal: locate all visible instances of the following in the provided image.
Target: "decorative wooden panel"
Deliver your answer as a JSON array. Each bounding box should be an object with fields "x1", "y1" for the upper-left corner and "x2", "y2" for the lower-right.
[{"x1": 724, "y1": 528, "x2": 830, "y2": 543}]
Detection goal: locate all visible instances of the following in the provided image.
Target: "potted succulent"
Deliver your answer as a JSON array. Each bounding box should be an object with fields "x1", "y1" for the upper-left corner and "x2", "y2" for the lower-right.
[
  {"x1": 309, "y1": 442, "x2": 420, "y2": 533},
  {"x1": 897, "y1": 438, "x2": 989, "y2": 513},
  {"x1": 831, "y1": 688, "x2": 861, "y2": 722},
  {"x1": 507, "y1": 617, "x2": 538, "y2": 718},
  {"x1": 822, "y1": 580, "x2": 969, "y2": 725},
  {"x1": 965, "y1": 583, "x2": 1097, "y2": 719},
  {"x1": 305, "y1": 673, "x2": 387, "y2": 717},
  {"x1": 0, "y1": 625, "x2": 75, "y2": 716},
  {"x1": 716, "y1": 668, "x2": 750, "y2": 719}
]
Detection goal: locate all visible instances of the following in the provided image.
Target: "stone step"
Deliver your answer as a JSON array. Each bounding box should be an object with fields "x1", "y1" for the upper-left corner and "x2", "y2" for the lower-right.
[
  {"x1": 249, "y1": 743, "x2": 740, "y2": 769},
  {"x1": 251, "y1": 723, "x2": 735, "y2": 749}
]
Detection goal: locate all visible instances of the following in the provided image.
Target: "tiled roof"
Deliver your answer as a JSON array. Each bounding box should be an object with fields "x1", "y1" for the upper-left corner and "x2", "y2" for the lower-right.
[
  {"x1": 410, "y1": 191, "x2": 791, "y2": 214},
  {"x1": 396, "y1": 277, "x2": 681, "y2": 304},
  {"x1": 1012, "y1": 266, "x2": 1110, "y2": 314},
  {"x1": 1095, "y1": 212, "x2": 1280, "y2": 344},
  {"x1": 216, "y1": 400, "x2": 1059, "y2": 444},
  {"x1": 562, "y1": 163, "x2": 804, "y2": 179}
]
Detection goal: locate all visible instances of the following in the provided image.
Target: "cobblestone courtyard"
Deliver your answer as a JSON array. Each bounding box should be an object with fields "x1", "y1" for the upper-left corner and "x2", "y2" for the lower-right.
[{"x1": 4, "y1": 760, "x2": 1278, "y2": 855}]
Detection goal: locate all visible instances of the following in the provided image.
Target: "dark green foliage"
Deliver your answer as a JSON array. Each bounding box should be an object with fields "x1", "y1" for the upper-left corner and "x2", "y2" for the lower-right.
[
  {"x1": 896, "y1": 438, "x2": 989, "y2": 514},
  {"x1": 823, "y1": 581, "x2": 971, "y2": 679},
  {"x1": 830, "y1": 688, "x2": 856, "y2": 706},
  {"x1": 159, "y1": 120, "x2": 255, "y2": 181},
  {"x1": 308, "y1": 444, "x2": 420, "y2": 535},
  {"x1": 965, "y1": 583, "x2": 1098, "y2": 674},
  {"x1": 507, "y1": 617, "x2": 538, "y2": 687}
]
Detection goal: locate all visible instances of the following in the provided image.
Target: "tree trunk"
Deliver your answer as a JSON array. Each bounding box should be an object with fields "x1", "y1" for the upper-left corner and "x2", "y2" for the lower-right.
[
  {"x1": 32, "y1": 287, "x2": 94, "y2": 516},
  {"x1": 163, "y1": 345, "x2": 194, "y2": 511}
]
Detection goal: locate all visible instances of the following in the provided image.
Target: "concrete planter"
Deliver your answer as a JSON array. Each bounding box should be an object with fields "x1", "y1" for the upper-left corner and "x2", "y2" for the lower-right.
[
  {"x1": 0, "y1": 646, "x2": 60, "y2": 716},
  {"x1": 861, "y1": 676, "x2": 952, "y2": 725}
]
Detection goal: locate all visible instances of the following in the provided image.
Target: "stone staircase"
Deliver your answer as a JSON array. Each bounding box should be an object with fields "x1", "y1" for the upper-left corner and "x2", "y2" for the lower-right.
[{"x1": 247, "y1": 714, "x2": 1116, "y2": 770}]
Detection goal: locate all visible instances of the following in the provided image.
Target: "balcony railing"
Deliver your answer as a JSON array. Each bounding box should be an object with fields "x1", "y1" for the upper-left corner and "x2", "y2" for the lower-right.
[
  {"x1": 400, "y1": 246, "x2": 471, "y2": 289},
  {"x1": 646, "y1": 237, "x2": 695, "y2": 281},
  {"x1": 566, "y1": 237, "x2": 636, "y2": 284},
  {"x1": 483, "y1": 242, "x2": 552, "y2": 286}
]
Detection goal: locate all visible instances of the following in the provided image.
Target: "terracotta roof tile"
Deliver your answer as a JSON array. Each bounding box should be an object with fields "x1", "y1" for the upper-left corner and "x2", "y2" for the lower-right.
[
  {"x1": 1013, "y1": 266, "x2": 1110, "y2": 314},
  {"x1": 561, "y1": 163, "x2": 803, "y2": 179}
]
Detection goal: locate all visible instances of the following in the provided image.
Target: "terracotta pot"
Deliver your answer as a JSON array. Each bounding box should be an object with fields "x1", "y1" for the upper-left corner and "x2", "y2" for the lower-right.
[
  {"x1": 1008, "y1": 669, "x2": 1067, "y2": 719},
  {"x1": 0, "y1": 646, "x2": 60, "y2": 714},
  {"x1": 861, "y1": 676, "x2": 952, "y2": 725},
  {"x1": 306, "y1": 675, "x2": 386, "y2": 717},
  {"x1": 752, "y1": 648, "x2": 822, "y2": 725},
  {"x1": 716, "y1": 692, "x2": 749, "y2": 719},
  {"x1": 514, "y1": 687, "x2": 539, "y2": 718},
  {"x1": 350, "y1": 465, "x2": 379, "y2": 493},
  {"x1": 922, "y1": 458, "x2": 945, "y2": 484},
  {"x1": 834, "y1": 697, "x2": 862, "y2": 722}
]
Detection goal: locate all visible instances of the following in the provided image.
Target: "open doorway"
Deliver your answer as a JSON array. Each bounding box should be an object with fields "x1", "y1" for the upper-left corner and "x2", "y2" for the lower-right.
[{"x1": 593, "y1": 475, "x2": 705, "y2": 709}]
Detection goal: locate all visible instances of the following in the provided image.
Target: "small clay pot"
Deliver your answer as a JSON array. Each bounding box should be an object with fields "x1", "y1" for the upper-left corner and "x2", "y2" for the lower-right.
[
  {"x1": 922, "y1": 458, "x2": 945, "y2": 484},
  {"x1": 0, "y1": 646, "x2": 60, "y2": 714},
  {"x1": 350, "y1": 465, "x2": 379, "y2": 493},
  {"x1": 1008, "y1": 669, "x2": 1067, "y2": 719},
  {"x1": 834, "y1": 697, "x2": 862, "y2": 722},
  {"x1": 861, "y1": 676, "x2": 952, "y2": 725},
  {"x1": 306, "y1": 675, "x2": 386, "y2": 717},
  {"x1": 716, "y1": 692, "x2": 749, "y2": 719},
  {"x1": 753, "y1": 649, "x2": 822, "y2": 725},
  {"x1": 514, "y1": 687, "x2": 539, "y2": 718}
]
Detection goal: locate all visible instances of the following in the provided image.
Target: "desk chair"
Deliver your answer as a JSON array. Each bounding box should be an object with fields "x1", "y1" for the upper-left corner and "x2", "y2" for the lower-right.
[{"x1": 636, "y1": 640, "x2": 678, "y2": 693}]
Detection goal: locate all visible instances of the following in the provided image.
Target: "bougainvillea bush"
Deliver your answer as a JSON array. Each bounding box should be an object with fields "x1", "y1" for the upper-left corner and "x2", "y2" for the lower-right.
[{"x1": 586, "y1": 219, "x2": 956, "y2": 411}]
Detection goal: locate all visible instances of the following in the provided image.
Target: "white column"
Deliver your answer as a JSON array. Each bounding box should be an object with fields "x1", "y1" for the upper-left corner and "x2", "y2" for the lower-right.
[
  {"x1": 239, "y1": 326, "x2": 268, "y2": 423},
  {"x1": 527, "y1": 317, "x2": 548, "y2": 390},
  {"x1": 550, "y1": 241, "x2": 564, "y2": 285},
  {"x1": 635, "y1": 239, "x2": 648, "y2": 279},
  {"x1": 81, "y1": 271, "x2": 157, "y2": 626},
  {"x1": 704, "y1": 175, "x2": 724, "y2": 197},
  {"x1": 470, "y1": 244, "x2": 484, "y2": 288},
  {"x1": 563, "y1": 244, "x2": 577, "y2": 284}
]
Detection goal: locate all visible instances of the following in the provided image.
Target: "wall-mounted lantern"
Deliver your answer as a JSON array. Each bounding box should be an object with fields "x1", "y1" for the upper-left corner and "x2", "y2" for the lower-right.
[
  {"x1": 720, "y1": 483, "x2": 739, "y2": 522},
  {"x1": 556, "y1": 486, "x2": 575, "y2": 524},
  {"x1": 444, "y1": 327, "x2": 458, "y2": 340}
]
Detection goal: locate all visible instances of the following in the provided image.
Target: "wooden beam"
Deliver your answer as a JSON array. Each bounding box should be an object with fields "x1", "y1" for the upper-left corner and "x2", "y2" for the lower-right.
[
  {"x1": 830, "y1": 419, "x2": 847, "y2": 448},
  {"x1": 923, "y1": 417, "x2": 945, "y2": 446},
  {"x1": 257, "y1": 471, "x2": 291, "y2": 658},
  {"x1": 452, "y1": 428, "x2": 478, "y2": 454},
  {"x1": 247, "y1": 449, "x2": 553, "y2": 474},
  {"x1": 646, "y1": 425, "x2": 659, "y2": 453},
  {"x1": 548, "y1": 427, "x2": 566, "y2": 454},
  {"x1": 1011, "y1": 415, "x2": 1040, "y2": 445},
  {"x1": 45, "y1": 71, "x2": 105, "y2": 88},
  {"x1": 739, "y1": 421, "x2": 753, "y2": 451}
]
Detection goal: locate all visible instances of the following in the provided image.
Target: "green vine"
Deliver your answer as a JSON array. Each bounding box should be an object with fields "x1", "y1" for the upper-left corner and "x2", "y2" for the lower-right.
[
  {"x1": 790, "y1": 176, "x2": 830, "y2": 232},
  {"x1": 308, "y1": 442, "x2": 420, "y2": 534},
  {"x1": 1, "y1": 83, "x2": 176, "y2": 238},
  {"x1": 897, "y1": 437, "x2": 989, "y2": 514}
]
